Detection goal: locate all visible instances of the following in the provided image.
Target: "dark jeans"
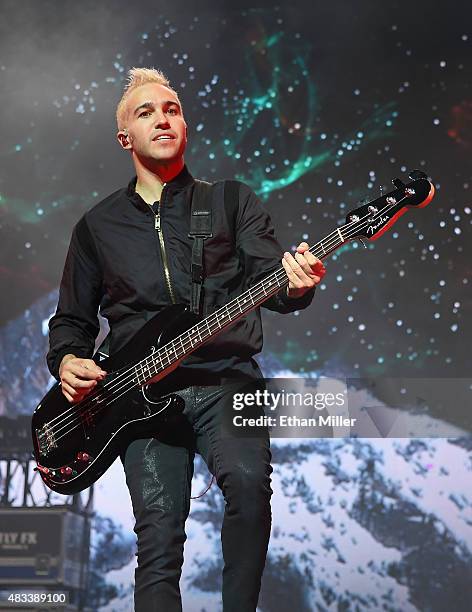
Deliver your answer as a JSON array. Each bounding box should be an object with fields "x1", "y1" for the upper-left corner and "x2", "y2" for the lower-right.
[{"x1": 120, "y1": 377, "x2": 273, "y2": 612}]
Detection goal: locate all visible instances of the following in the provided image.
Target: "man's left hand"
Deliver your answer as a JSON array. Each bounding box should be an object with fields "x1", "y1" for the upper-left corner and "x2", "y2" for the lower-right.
[{"x1": 282, "y1": 242, "x2": 326, "y2": 299}]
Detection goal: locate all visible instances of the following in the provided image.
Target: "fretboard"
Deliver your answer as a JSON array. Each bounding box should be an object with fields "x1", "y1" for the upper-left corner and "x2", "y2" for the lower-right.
[{"x1": 133, "y1": 229, "x2": 345, "y2": 384}]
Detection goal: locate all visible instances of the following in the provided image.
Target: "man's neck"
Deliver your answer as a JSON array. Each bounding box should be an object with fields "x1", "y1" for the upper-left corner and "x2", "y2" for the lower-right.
[{"x1": 135, "y1": 159, "x2": 184, "y2": 204}]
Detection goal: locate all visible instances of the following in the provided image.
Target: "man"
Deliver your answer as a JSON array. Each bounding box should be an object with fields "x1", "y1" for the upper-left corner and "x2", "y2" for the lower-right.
[{"x1": 47, "y1": 68, "x2": 326, "y2": 611}]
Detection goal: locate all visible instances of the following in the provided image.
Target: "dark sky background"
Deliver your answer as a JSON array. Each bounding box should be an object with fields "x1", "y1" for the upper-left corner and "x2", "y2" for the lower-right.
[{"x1": 0, "y1": 0, "x2": 471, "y2": 415}]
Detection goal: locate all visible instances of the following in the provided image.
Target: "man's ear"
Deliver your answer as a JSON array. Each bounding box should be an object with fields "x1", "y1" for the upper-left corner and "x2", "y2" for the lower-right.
[{"x1": 117, "y1": 129, "x2": 131, "y2": 150}]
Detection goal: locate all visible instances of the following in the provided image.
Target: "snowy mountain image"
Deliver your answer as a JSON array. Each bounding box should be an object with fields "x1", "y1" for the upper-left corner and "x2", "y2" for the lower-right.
[{"x1": 92, "y1": 407, "x2": 472, "y2": 611}]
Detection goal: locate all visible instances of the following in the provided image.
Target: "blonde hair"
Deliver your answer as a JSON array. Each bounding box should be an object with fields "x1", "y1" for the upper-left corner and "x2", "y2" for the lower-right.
[{"x1": 116, "y1": 67, "x2": 179, "y2": 130}]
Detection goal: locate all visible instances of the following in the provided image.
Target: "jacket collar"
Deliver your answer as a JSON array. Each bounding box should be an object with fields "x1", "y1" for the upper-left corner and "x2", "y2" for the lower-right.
[{"x1": 126, "y1": 164, "x2": 195, "y2": 211}]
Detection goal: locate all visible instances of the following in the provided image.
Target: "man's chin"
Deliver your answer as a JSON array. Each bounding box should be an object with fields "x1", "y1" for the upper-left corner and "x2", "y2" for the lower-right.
[{"x1": 137, "y1": 153, "x2": 184, "y2": 170}]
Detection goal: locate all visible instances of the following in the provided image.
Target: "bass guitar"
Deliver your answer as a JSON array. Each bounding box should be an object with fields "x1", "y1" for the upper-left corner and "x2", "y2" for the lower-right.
[{"x1": 32, "y1": 170, "x2": 435, "y2": 494}]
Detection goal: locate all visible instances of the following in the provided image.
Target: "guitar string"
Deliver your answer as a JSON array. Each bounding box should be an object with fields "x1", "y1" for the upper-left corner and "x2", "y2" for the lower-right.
[
  {"x1": 44, "y1": 194, "x2": 409, "y2": 446},
  {"x1": 45, "y1": 193, "x2": 409, "y2": 448},
  {"x1": 44, "y1": 207, "x2": 362, "y2": 439},
  {"x1": 43, "y1": 194, "x2": 410, "y2": 446}
]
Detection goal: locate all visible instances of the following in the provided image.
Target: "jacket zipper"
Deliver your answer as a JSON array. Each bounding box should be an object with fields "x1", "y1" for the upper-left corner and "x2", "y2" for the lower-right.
[{"x1": 153, "y1": 188, "x2": 177, "y2": 304}]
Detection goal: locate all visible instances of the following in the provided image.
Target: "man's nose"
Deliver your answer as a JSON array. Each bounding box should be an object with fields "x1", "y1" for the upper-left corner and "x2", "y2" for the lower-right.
[{"x1": 154, "y1": 111, "x2": 170, "y2": 128}]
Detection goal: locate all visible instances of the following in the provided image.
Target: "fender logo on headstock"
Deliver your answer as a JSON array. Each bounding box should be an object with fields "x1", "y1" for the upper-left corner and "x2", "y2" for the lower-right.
[{"x1": 367, "y1": 214, "x2": 389, "y2": 235}]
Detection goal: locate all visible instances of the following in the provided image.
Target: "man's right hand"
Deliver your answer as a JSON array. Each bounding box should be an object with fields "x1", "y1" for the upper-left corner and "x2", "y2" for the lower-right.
[{"x1": 59, "y1": 354, "x2": 107, "y2": 404}]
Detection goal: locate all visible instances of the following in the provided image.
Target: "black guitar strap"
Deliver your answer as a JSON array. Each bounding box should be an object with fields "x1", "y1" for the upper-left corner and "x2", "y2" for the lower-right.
[
  {"x1": 188, "y1": 179, "x2": 240, "y2": 316},
  {"x1": 188, "y1": 179, "x2": 213, "y2": 315}
]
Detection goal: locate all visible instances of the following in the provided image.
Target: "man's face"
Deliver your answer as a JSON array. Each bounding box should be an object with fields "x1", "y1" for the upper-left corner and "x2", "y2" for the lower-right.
[{"x1": 118, "y1": 82, "x2": 187, "y2": 165}]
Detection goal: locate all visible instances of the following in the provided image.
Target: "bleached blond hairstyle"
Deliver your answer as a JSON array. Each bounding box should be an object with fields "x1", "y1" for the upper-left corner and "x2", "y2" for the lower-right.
[{"x1": 116, "y1": 67, "x2": 180, "y2": 130}]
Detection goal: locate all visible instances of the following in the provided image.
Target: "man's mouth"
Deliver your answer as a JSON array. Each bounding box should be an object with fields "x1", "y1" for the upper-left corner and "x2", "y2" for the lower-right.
[{"x1": 153, "y1": 134, "x2": 175, "y2": 141}]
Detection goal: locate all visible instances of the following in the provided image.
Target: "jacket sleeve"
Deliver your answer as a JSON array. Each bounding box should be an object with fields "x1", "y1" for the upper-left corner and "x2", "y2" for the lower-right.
[
  {"x1": 47, "y1": 215, "x2": 103, "y2": 380},
  {"x1": 236, "y1": 182, "x2": 316, "y2": 314}
]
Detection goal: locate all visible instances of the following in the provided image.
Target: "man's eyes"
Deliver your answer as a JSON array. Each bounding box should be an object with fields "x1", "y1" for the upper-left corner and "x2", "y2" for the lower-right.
[{"x1": 138, "y1": 107, "x2": 178, "y2": 118}]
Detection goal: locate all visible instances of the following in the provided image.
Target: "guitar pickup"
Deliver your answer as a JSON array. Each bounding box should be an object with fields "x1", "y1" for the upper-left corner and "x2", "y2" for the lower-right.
[{"x1": 37, "y1": 423, "x2": 57, "y2": 456}]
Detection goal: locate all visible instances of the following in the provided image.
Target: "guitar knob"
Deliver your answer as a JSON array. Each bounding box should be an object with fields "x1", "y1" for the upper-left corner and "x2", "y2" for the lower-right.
[
  {"x1": 60, "y1": 466, "x2": 73, "y2": 476},
  {"x1": 77, "y1": 451, "x2": 90, "y2": 462}
]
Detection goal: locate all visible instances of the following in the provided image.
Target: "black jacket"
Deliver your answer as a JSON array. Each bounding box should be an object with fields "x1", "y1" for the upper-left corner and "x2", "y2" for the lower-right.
[{"x1": 47, "y1": 165, "x2": 315, "y2": 380}]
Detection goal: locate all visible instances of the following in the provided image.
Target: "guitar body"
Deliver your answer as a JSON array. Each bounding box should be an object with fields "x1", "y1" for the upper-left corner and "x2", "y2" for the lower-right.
[{"x1": 32, "y1": 304, "x2": 198, "y2": 495}]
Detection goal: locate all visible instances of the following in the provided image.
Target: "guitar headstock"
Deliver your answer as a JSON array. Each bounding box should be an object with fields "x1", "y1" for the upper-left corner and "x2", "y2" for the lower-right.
[{"x1": 343, "y1": 170, "x2": 435, "y2": 241}]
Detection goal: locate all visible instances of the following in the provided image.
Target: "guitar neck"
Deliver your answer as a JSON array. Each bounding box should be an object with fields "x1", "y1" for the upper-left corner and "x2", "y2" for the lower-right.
[{"x1": 134, "y1": 229, "x2": 346, "y2": 384}]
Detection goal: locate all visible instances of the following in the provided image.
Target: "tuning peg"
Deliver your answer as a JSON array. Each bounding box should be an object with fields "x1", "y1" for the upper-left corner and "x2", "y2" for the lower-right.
[
  {"x1": 408, "y1": 169, "x2": 427, "y2": 180},
  {"x1": 392, "y1": 178, "x2": 406, "y2": 189}
]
